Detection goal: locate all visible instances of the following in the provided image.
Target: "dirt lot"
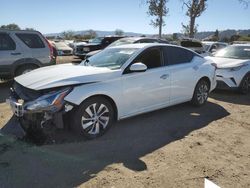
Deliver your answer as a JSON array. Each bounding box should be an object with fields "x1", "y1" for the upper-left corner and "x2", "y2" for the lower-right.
[{"x1": 0, "y1": 56, "x2": 249, "y2": 188}]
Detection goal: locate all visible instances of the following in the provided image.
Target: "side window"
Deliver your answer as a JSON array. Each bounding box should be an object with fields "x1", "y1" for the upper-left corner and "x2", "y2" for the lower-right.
[
  {"x1": 16, "y1": 33, "x2": 45, "y2": 48},
  {"x1": 0, "y1": 33, "x2": 16, "y2": 50},
  {"x1": 133, "y1": 48, "x2": 162, "y2": 69},
  {"x1": 218, "y1": 44, "x2": 227, "y2": 49},
  {"x1": 165, "y1": 46, "x2": 194, "y2": 65}
]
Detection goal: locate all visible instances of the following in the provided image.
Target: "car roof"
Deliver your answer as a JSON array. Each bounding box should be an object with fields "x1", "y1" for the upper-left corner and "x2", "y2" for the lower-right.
[
  {"x1": 232, "y1": 44, "x2": 250, "y2": 47},
  {"x1": 118, "y1": 37, "x2": 162, "y2": 42},
  {"x1": 0, "y1": 29, "x2": 41, "y2": 34},
  {"x1": 202, "y1": 41, "x2": 227, "y2": 45},
  {"x1": 109, "y1": 43, "x2": 195, "y2": 50}
]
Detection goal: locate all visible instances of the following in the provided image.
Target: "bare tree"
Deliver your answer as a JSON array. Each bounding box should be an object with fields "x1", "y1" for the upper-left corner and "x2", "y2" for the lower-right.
[
  {"x1": 147, "y1": 0, "x2": 169, "y2": 38},
  {"x1": 114, "y1": 29, "x2": 124, "y2": 36},
  {"x1": 181, "y1": 0, "x2": 207, "y2": 38},
  {"x1": 85, "y1": 29, "x2": 97, "y2": 39},
  {"x1": 61, "y1": 30, "x2": 75, "y2": 40}
]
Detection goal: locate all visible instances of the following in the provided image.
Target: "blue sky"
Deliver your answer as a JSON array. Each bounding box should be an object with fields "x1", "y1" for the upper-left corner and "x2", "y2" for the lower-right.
[{"x1": 1, "y1": 0, "x2": 250, "y2": 34}]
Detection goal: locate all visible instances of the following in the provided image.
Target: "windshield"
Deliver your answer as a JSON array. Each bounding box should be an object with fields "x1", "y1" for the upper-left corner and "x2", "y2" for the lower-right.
[
  {"x1": 80, "y1": 48, "x2": 138, "y2": 69},
  {"x1": 89, "y1": 37, "x2": 104, "y2": 44},
  {"x1": 108, "y1": 38, "x2": 135, "y2": 47},
  {"x1": 214, "y1": 46, "x2": 250, "y2": 59}
]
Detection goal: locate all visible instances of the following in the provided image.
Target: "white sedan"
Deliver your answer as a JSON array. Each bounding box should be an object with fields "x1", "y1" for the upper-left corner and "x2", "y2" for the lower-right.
[
  {"x1": 208, "y1": 44, "x2": 250, "y2": 94},
  {"x1": 8, "y1": 44, "x2": 216, "y2": 139}
]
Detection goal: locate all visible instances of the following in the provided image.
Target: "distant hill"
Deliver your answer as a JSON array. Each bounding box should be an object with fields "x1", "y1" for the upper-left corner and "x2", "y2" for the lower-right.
[
  {"x1": 44, "y1": 30, "x2": 144, "y2": 37},
  {"x1": 193, "y1": 29, "x2": 250, "y2": 40},
  {"x1": 45, "y1": 29, "x2": 250, "y2": 40}
]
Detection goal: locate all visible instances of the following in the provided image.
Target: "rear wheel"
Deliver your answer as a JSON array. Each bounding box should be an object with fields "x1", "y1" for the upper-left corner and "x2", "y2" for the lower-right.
[
  {"x1": 72, "y1": 97, "x2": 115, "y2": 139},
  {"x1": 191, "y1": 79, "x2": 210, "y2": 106},
  {"x1": 239, "y1": 73, "x2": 250, "y2": 94},
  {"x1": 15, "y1": 64, "x2": 38, "y2": 76}
]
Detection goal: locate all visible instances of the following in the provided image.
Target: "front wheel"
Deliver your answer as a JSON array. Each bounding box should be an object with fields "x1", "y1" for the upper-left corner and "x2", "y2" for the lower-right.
[
  {"x1": 72, "y1": 97, "x2": 115, "y2": 139},
  {"x1": 239, "y1": 73, "x2": 250, "y2": 94},
  {"x1": 191, "y1": 79, "x2": 210, "y2": 106}
]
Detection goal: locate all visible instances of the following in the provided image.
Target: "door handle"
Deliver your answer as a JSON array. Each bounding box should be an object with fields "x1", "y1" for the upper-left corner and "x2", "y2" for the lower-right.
[
  {"x1": 11, "y1": 52, "x2": 21, "y2": 55},
  {"x1": 160, "y1": 74, "x2": 169, "y2": 80}
]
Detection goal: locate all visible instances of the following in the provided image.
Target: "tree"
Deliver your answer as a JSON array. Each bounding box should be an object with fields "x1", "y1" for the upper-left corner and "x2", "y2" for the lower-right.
[
  {"x1": 25, "y1": 27, "x2": 35, "y2": 31},
  {"x1": 61, "y1": 30, "x2": 75, "y2": 40},
  {"x1": 85, "y1": 29, "x2": 97, "y2": 39},
  {"x1": 181, "y1": 0, "x2": 207, "y2": 38},
  {"x1": 230, "y1": 34, "x2": 240, "y2": 42},
  {"x1": 0, "y1": 23, "x2": 21, "y2": 30},
  {"x1": 147, "y1": 0, "x2": 169, "y2": 38},
  {"x1": 238, "y1": 0, "x2": 250, "y2": 8},
  {"x1": 212, "y1": 29, "x2": 219, "y2": 41},
  {"x1": 114, "y1": 29, "x2": 124, "y2": 36},
  {"x1": 172, "y1": 33, "x2": 178, "y2": 40}
]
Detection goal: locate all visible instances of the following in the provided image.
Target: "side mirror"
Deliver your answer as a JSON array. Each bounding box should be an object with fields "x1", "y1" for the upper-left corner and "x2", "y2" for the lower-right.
[
  {"x1": 129, "y1": 62, "x2": 147, "y2": 72},
  {"x1": 211, "y1": 48, "x2": 217, "y2": 53}
]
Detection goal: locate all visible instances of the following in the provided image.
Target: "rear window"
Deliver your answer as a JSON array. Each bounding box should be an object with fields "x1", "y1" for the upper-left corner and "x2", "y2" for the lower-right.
[
  {"x1": 165, "y1": 46, "x2": 195, "y2": 65},
  {"x1": 181, "y1": 41, "x2": 203, "y2": 48},
  {"x1": 0, "y1": 33, "x2": 16, "y2": 50},
  {"x1": 16, "y1": 33, "x2": 45, "y2": 48}
]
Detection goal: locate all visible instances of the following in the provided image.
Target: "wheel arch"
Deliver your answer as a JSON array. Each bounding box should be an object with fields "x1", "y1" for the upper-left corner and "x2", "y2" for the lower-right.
[
  {"x1": 80, "y1": 94, "x2": 118, "y2": 121},
  {"x1": 12, "y1": 58, "x2": 42, "y2": 76},
  {"x1": 198, "y1": 76, "x2": 211, "y2": 90},
  {"x1": 192, "y1": 76, "x2": 211, "y2": 96}
]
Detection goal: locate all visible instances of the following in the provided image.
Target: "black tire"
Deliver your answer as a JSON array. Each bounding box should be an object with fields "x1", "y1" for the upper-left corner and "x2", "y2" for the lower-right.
[
  {"x1": 239, "y1": 73, "x2": 250, "y2": 94},
  {"x1": 15, "y1": 64, "x2": 38, "y2": 77},
  {"x1": 72, "y1": 97, "x2": 115, "y2": 139},
  {"x1": 191, "y1": 79, "x2": 210, "y2": 106}
]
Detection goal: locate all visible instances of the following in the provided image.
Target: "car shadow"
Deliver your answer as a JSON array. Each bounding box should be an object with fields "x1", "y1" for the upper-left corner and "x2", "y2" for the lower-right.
[
  {"x1": 0, "y1": 101, "x2": 229, "y2": 188},
  {"x1": 0, "y1": 80, "x2": 13, "y2": 103},
  {"x1": 210, "y1": 89, "x2": 250, "y2": 105}
]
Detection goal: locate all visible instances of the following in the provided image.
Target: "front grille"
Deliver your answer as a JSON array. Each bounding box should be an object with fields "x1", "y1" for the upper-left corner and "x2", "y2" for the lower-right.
[{"x1": 63, "y1": 50, "x2": 71, "y2": 54}]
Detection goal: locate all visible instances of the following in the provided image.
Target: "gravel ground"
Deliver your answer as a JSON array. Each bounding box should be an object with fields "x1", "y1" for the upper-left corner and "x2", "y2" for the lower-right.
[{"x1": 0, "y1": 56, "x2": 249, "y2": 188}]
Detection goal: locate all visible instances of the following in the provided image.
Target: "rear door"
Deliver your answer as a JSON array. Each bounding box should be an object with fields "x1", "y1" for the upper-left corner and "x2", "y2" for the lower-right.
[
  {"x1": 0, "y1": 32, "x2": 23, "y2": 67},
  {"x1": 15, "y1": 32, "x2": 50, "y2": 64},
  {"x1": 121, "y1": 47, "x2": 171, "y2": 116},
  {"x1": 164, "y1": 46, "x2": 199, "y2": 104}
]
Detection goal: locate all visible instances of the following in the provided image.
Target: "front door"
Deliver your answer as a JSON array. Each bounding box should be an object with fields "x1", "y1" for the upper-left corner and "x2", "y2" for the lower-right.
[{"x1": 121, "y1": 47, "x2": 171, "y2": 117}]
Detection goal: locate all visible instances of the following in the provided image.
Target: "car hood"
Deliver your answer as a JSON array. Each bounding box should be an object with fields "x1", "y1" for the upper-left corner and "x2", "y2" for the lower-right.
[
  {"x1": 14, "y1": 64, "x2": 119, "y2": 90},
  {"x1": 207, "y1": 56, "x2": 249, "y2": 68}
]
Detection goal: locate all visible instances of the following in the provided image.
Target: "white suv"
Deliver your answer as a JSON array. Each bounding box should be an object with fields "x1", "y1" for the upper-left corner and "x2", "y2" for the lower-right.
[{"x1": 0, "y1": 29, "x2": 56, "y2": 78}]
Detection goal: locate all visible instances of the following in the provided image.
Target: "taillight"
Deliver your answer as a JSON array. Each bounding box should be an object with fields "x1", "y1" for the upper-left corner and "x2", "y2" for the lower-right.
[
  {"x1": 39, "y1": 32, "x2": 54, "y2": 61},
  {"x1": 45, "y1": 38, "x2": 54, "y2": 59}
]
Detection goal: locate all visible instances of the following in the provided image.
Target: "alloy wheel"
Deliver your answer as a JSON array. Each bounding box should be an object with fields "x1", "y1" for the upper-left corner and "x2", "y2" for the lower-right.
[
  {"x1": 81, "y1": 103, "x2": 110, "y2": 135},
  {"x1": 241, "y1": 75, "x2": 250, "y2": 93},
  {"x1": 197, "y1": 83, "x2": 209, "y2": 105}
]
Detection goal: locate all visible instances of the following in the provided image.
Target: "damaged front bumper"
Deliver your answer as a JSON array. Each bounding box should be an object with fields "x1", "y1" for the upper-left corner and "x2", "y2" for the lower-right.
[{"x1": 4, "y1": 86, "x2": 74, "y2": 139}]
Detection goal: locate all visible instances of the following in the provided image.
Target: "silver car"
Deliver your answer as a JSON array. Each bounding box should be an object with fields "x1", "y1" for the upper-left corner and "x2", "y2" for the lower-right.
[{"x1": 0, "y1": 29, "x2": 56, "y2": 78}]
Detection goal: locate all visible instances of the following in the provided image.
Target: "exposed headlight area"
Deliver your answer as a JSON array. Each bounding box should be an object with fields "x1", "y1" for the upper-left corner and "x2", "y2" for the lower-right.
[
  {"x1": 24, "y1": 87, "x2": 72, "y2": 113},
  {"x1": 7, "y1": 84, "x2": 74, "y2": 138}
]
